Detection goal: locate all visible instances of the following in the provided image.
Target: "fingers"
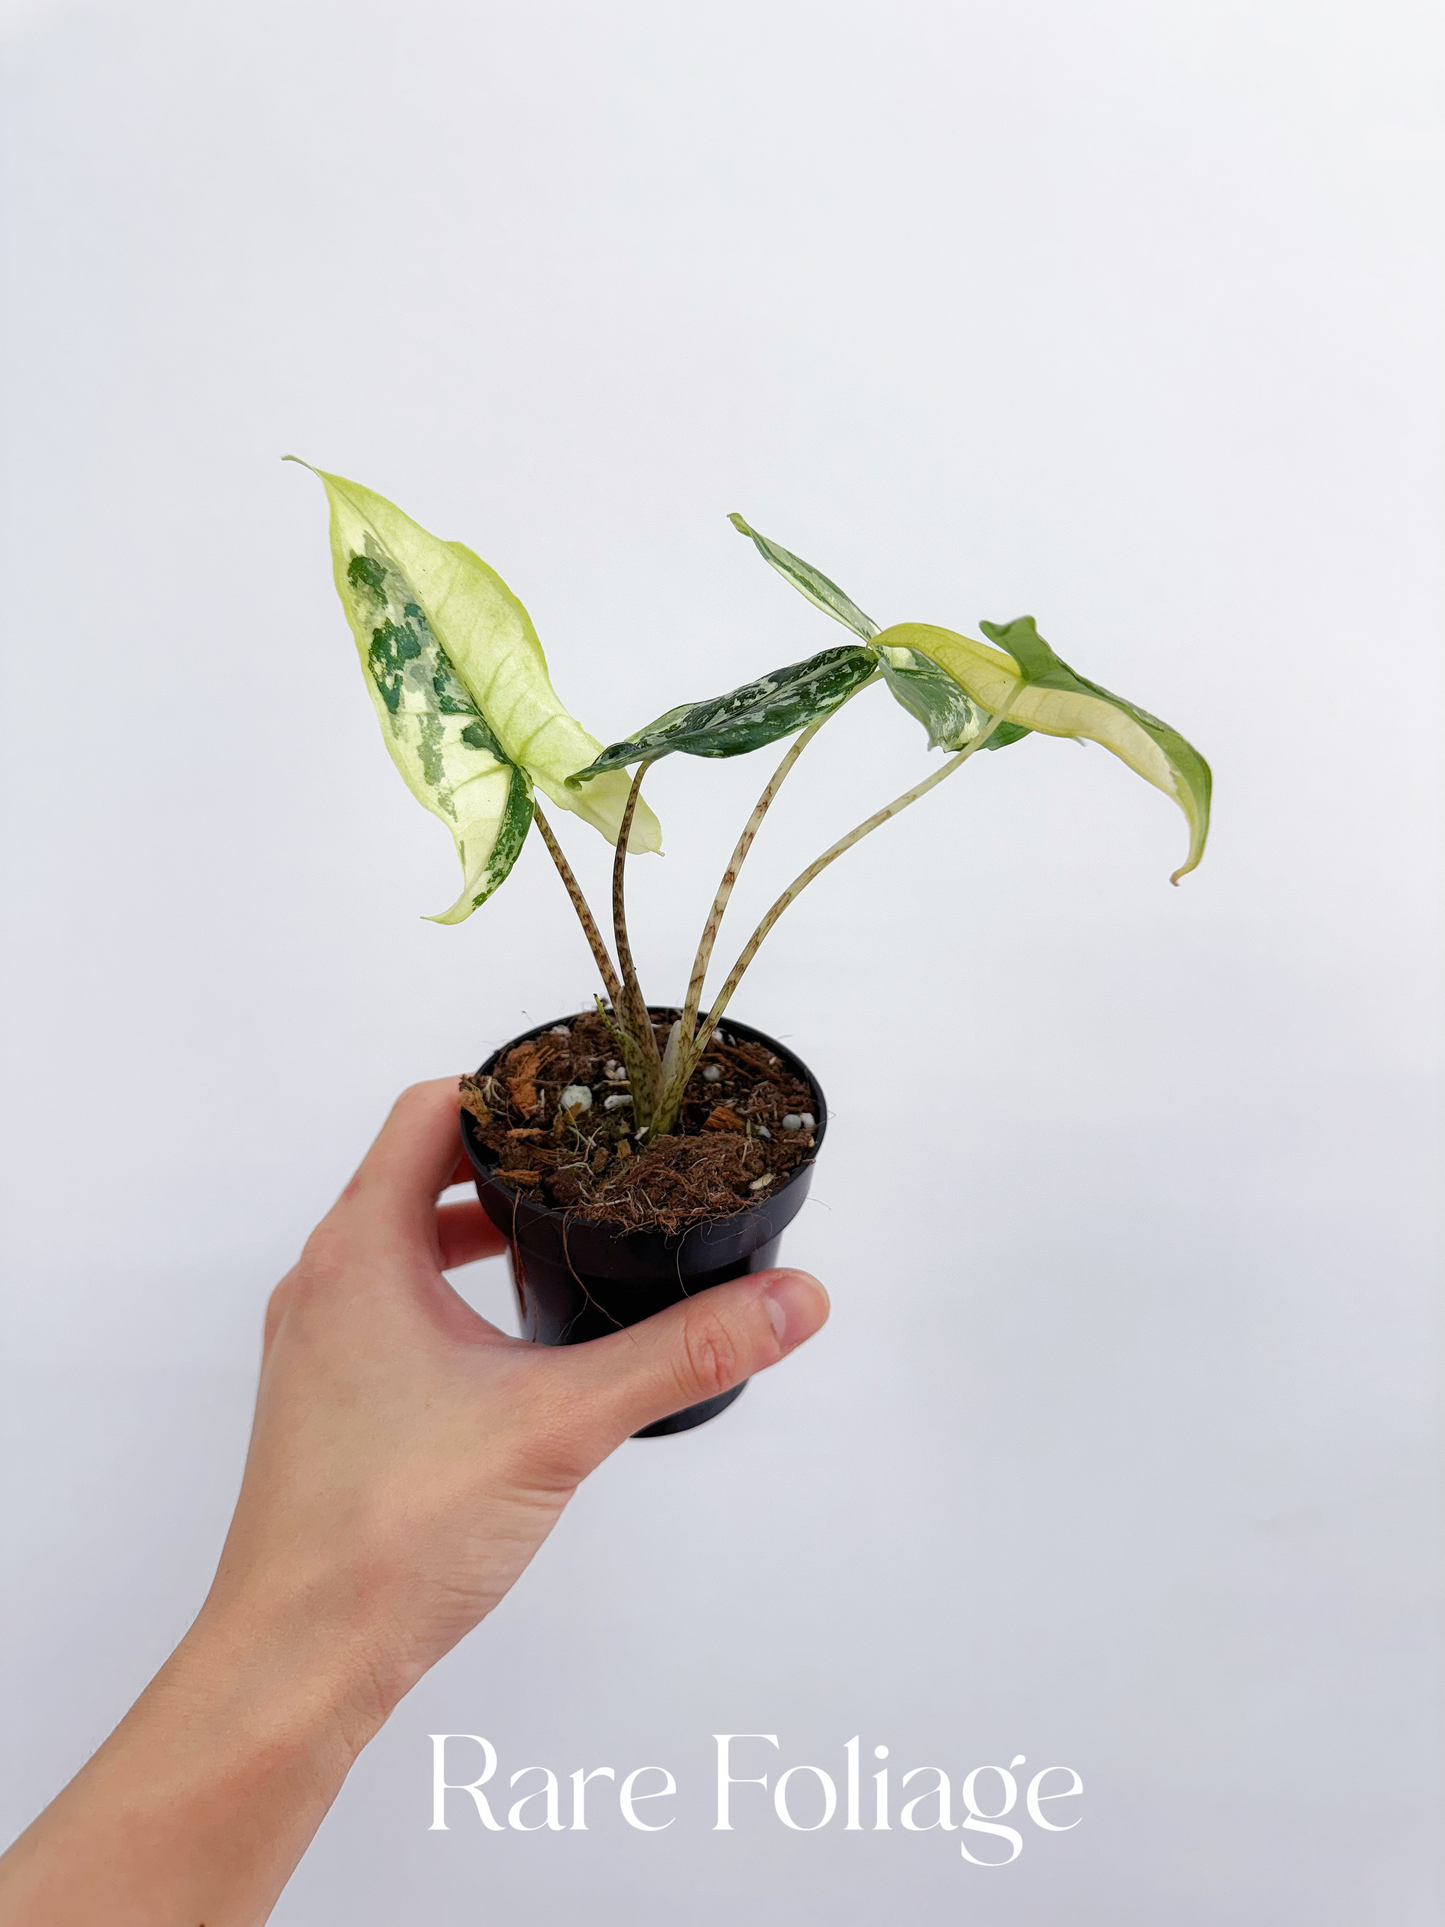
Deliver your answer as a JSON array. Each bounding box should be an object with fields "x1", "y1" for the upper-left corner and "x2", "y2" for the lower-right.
[
  {"x1": 337, "y1": 1079, "x2": 469, "y2": 1231},
  {"x1": 261, "y1": 1274, "x2": 292, "y2": 1360},
  {"x1": 553, "y1": 1269, "x2": 829, "y2": 1455},
  {"x1": 436, "y1": 1199, "x2": 508, "y2": 1271}
]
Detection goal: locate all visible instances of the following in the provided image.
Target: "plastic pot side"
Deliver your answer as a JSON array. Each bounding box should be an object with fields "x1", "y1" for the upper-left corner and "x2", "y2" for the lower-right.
[{"x1": 459, "y1": 1011, "x2": 827, "y2": 1437}]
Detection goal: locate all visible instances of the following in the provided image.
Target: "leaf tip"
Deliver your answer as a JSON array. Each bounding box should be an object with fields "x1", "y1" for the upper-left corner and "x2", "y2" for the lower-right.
[{"x1": 728, "y1": 512, "x2": 755, "y2": 536}]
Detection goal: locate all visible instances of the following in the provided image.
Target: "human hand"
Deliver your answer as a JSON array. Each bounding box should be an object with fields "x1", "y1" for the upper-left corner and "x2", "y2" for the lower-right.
[
  {"x1": 214, "y1": 1074, "x2": 830, "y2": 1724},
  {"x1": 0, "y1": 1076, "x2": 828, "y2": 1927}
]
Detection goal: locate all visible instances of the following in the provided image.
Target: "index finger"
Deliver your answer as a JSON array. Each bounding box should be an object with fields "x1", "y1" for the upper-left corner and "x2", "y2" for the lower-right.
[{"x1": 337, "y1": 1078, "x2": 472, "y2": 1231}]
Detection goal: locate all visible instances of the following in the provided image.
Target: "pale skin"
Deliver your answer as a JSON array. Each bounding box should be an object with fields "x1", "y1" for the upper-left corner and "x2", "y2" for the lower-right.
[{"x1": 0, "y1": 1077, "x2": 829, "y2": 1926}]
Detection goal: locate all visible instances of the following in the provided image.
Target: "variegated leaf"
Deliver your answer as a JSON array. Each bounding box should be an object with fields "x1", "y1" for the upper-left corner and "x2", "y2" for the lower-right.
[
  {"x1": 726, "y1": 513, "x2": 1033, "y2": 753},
  {"x1": 295, "y1": 462, "x2": 662, "y2": 864},
  {"x1": 728, "y1": 513, "x2": 879, "y2": 640},
  {"x1": 879, "y1": 616, "x2": 1211, "y2": 881},
  {"x1": 876, "y1": 643, "x2": 1031, "y2": 753},
  {"x1": 330, "y1": 526, "x2": 534, "y2": 922},
  {"x1": 568, "y1": 644, "x2": 879, "y2": 783}
]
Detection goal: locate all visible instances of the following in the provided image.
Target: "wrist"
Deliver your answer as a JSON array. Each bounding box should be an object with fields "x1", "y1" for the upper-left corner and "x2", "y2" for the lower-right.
[
  {"x1": 0, "y1": 1573, "x2": 388, "y2": 1926},
  {"x1": 181, "y1": 1567, "x2": 399, "y2": 1773}
]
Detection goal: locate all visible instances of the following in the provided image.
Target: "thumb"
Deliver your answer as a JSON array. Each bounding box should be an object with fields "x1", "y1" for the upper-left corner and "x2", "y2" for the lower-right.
[{"x1": 558, "y1": 1269, "x2": 829, "y2": 1450}]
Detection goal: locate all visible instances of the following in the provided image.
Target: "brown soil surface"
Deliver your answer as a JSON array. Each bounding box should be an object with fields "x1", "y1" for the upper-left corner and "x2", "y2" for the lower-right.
[{"x1": 460, "y1": 1009, "x2": 818, "y2": 1232}]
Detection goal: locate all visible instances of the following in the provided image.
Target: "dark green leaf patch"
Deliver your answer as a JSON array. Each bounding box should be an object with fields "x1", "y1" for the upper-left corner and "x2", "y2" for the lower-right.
[
  {"x1": 461, "y1": 717, "x2": 505, "y2": 757},
  {"x1": 346, "y1": 541, "x2": 481, "y2": 723},
  {"x1": 472, "y1": 764, "x2": 535, "y2": 909},
  {"x1": 368, "y1": 618, "x2": 423, "y2": 712},
  {"x1": 346, "y1": 552, "x2": 388, "y2": 601},
  {"x1": 339, "y1": 536, "x2": 530, "y2": 835},
  {"x1": 568, "y1": 644, "x2": 879, "y2": 784}
]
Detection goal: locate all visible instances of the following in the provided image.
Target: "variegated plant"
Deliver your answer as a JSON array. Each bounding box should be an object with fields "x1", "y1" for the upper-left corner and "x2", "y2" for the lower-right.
[{"x1": 297, "y1": 468, "x2": 1211, "y2": 1139}]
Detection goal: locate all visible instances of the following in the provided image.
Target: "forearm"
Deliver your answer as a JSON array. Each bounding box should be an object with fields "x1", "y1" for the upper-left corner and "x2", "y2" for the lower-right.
[
  {"x1": 0, "y1": 1591, "x2": 385, "y2": 1927},
  {"x1": 0, "y1": 1082, "x2": 827, "y2": 1923}
]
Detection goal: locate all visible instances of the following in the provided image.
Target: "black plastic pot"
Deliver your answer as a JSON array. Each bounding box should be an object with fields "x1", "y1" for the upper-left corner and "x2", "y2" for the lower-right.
[{"x1": 459, "y1": 1010, "x2": 826, "y2": 1437}]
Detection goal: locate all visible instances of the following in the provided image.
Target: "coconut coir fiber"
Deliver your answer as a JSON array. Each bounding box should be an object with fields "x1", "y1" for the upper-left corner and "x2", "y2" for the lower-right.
[{"x1": 460, "y1": 1010, "x2": 817, "y2": 1233}]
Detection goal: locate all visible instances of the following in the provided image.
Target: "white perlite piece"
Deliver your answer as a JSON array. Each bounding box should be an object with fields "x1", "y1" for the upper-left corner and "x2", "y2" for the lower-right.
[
  {"x1": 757, "y1": 1125, "x2": 771, "y2": 1139},
  {"x1": 782, "y1": 1114, "x2": 802, "y2": 1131},
  {"x1": 559, "y1": 1085, "x2": 592, "y2": 1113},
  {"x1": 604, "y1": 1061, "x2": 628, "y2": 1082},
  {"x1": 799, "y1": 1111, "x2": 816, "y2": 1130},
  {"x1": 702, "y1": 1064, "x2": 722, "y2": 1082},
  {"x1": 749, "y1": 1173, "x2": 774, "y2": 1191},
  {"x1": 604, "y1": 1092, "x2": 633, "y2": 1112}
]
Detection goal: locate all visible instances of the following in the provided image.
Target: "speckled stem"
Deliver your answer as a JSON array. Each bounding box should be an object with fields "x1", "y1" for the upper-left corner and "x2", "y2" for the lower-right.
[
  {"x1": 678, "y1": 715, "x2": 829, "y2": 1049},
  {"x1": 532, "y1": 804, "x2": 623, "y2": 1008},
  {"x1": 611, "y1": 762, "x2": 664, "y2": 1121},
  {"x1": 648, "y1": 717, "x2": 828, "y2": 1138},
  {"x1": 690, "y1": 699, "x2": 1022, "y2": 1070}
]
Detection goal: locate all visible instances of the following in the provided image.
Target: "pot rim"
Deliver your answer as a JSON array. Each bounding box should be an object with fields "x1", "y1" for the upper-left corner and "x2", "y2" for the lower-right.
[{"x1": 459, "y1": 1005, "x2": 827, "y2": 1237}]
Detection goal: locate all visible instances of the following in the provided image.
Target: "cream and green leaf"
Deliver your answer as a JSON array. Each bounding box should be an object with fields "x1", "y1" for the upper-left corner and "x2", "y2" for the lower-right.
[
  {"x1": 880, "y1": 616, "x2": 1212, "y2": 881},
  {"x1": 727, "y1": 511, "x2": 1208, "y2": 879},
  {"x1": 296, "y1": 462, "x2": 662, "y2": 922},
  {"x1": 728, "y1": 512, "x2": 1031, "y2": 756},
  {"x1": 334, "y1": 530, "x2": 534, "y2": 923}
]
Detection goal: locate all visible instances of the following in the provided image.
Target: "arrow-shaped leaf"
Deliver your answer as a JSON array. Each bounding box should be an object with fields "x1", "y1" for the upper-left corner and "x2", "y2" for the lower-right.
[
  {"x1": 879, "y1": 616, "x2": 1211, "y2": 881},
  {"x1": 568, "y1": 643, "x2": 879, "y2": 783},
  {"x1": 298, "y1": 464, "x2": 662, "y2": 920}
]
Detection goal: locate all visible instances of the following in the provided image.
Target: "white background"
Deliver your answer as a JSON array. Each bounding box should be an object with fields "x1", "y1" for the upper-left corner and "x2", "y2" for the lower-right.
[{"x1": 2, "y1": 1, "x2": 1441, "y2": 1920}]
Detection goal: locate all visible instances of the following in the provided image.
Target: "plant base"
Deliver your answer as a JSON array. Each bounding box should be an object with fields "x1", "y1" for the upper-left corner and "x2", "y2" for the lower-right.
[{"x1": 459, "y1": 1012, "x2": 826, "y2": 1438}]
